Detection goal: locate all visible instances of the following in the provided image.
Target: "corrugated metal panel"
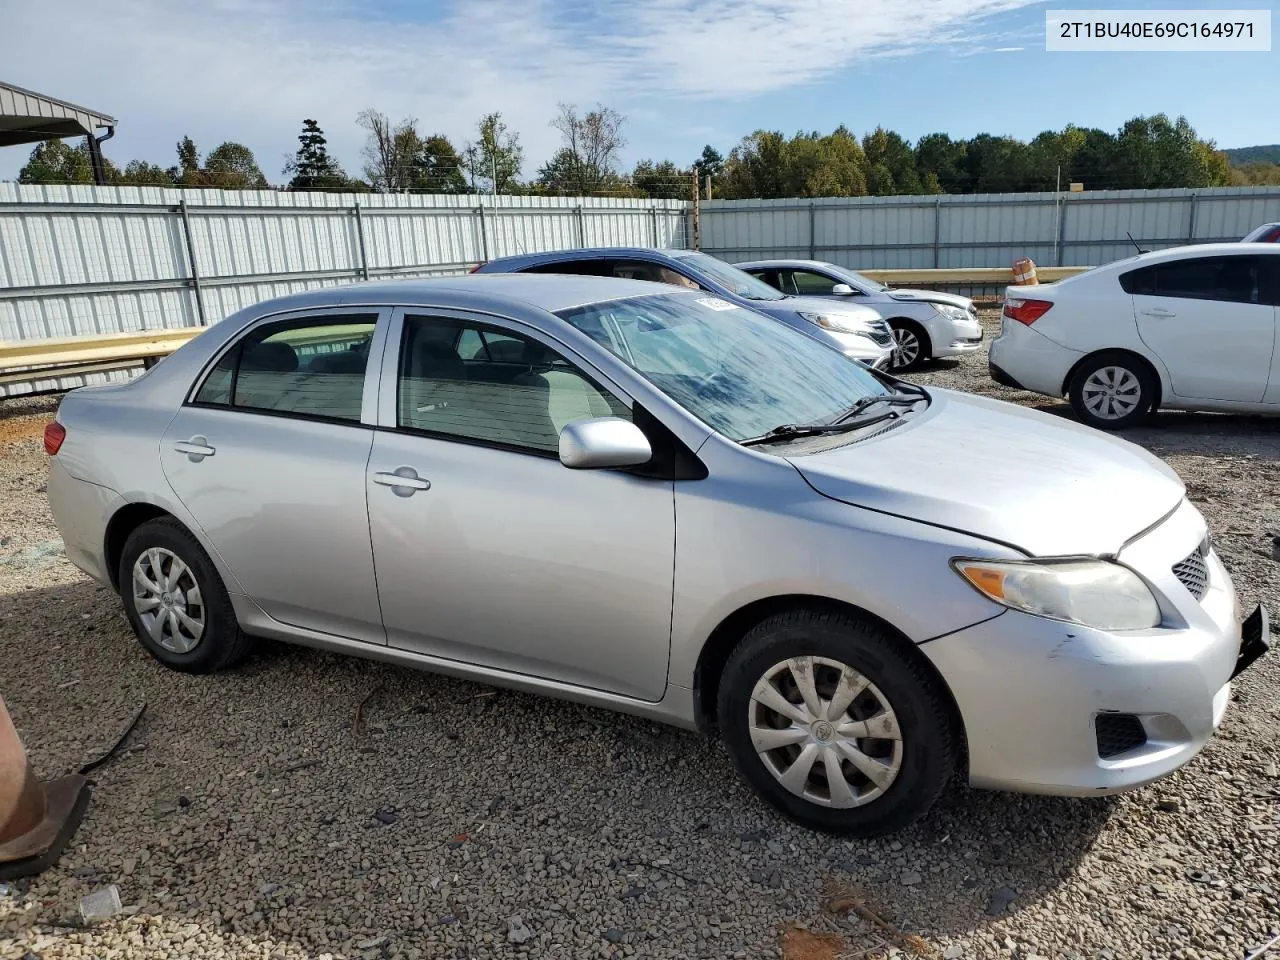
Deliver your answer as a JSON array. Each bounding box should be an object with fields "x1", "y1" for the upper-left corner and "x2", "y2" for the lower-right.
[
  {"x1": 0, "y1": 184, "x2": 689, "y2": 395},
  {"x1": 702, "y1": 187, "x2": 1280, "y2": 270}
]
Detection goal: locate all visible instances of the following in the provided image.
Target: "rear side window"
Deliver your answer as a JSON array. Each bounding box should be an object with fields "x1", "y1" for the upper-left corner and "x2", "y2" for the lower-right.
[
  {"x1": 1119, "y1": 256, "x2": 1265, "y2": 305},
  {"x1": 193, "y1": 316, "x2": 377, "y2": 423}
]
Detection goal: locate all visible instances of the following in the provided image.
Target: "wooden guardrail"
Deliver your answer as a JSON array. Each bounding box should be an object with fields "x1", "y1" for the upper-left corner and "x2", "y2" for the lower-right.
[{"x1": 0, "y1": 266, "x2": 1095, "y2": 390}]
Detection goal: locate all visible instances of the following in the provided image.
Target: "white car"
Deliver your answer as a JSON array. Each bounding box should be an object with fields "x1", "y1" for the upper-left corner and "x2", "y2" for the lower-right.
[
  {"x1": 989, "y1": 243, "x2": 1280, "y2": 429},
  {"x1": 735, "y1": 259, "x2": 983, "y2": 370}
]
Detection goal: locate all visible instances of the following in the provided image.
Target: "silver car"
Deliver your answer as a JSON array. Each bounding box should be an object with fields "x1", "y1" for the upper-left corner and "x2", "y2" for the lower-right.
[
  {"x1": 735, "y1": 259, "x2": 984, "y2": 370},
  {"x1": 45, "y1": 274, "x2": 1269, "y2": 836}
]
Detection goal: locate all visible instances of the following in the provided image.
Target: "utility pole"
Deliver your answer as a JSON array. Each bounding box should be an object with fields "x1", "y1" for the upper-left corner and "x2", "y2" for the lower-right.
[
  {"x1": 1052, "y1": 164, "x2": 1063, "y2": 266},
  {"x1": 705, "y1": 175, "x2": 712, "y2": 201},
  {"x1": 491, "y1": 152, "x2": 498, "y2": 196},
  {"x1": 692, "y1": 169, "x2": 701, "y2": 251}
]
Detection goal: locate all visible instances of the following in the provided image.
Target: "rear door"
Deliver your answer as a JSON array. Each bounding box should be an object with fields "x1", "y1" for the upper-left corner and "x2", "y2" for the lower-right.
[
  {"x1": 160, "y1": 309, "x2": 389, "y2": 643},
  {"x1": 1123, "y1": 254, "x2": 1275, "y2": 402}
]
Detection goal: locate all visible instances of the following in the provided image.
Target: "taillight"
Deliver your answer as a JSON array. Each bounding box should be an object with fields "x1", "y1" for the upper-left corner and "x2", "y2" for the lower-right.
[
  {"x1": 1003, "y1": 297, "x2": 1054, "y2": 326},
  {"x1": 44, "y1": 421, "x2": 66, "y2": 455}
]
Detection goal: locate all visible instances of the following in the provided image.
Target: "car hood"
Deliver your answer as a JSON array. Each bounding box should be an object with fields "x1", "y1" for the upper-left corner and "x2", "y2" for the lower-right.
[
  {"x1": 758, "y1": 296, "x2": 884, "y2": 328},
  {"x1": 886, "y1": 289, "x2": 974, "y2": 311},
  {"x1": 786, "y1": 389, "x2": 1185, "y2": 557}
]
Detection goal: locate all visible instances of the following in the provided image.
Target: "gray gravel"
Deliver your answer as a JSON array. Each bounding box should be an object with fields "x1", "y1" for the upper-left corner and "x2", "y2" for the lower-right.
[{"x1": 2, "y1": 320, "x2": 1278, "y2": 960}]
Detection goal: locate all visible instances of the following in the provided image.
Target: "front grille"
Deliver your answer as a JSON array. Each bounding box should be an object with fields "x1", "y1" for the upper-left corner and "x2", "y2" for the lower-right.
[
  {"x1": 1172, "y1": 538, "x2": 1210, "y2": 602},
  {"x1": 1096, "y1": 714, "x2": 1147, "y2": 759},
  {"x1": 870, "y1": 331, "x2": 894, "y2": 346}
]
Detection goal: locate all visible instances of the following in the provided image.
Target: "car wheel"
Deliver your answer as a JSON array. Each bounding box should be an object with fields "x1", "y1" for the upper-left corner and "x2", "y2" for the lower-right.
[
  {"x1": 717, "y1": 608, "x2": 956, "y2": 836},
  {"x1": 118, "y1": 518, "x2": 252, "y2": 673},
  {"x1": 1068, "y1": 354, "x2": 1155, "y2": 430},
  {"x1": 889, "y1": 321, "x2": 930, "y2": 371}
]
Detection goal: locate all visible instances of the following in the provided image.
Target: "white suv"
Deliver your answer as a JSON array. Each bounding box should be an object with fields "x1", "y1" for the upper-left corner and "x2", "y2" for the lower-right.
[{"x1": 989, "y1": 243, "x2": 1280, "y2": 429}]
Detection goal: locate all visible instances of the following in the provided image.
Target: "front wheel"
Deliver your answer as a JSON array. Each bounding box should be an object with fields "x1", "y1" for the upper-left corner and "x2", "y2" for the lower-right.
[
  {"x1": 717, "y1": 609, "x2": 956, "y2": 836},
  {"x1": 889, "y1": 322, "x2": 931, "y2": 371},
  {"x1": 1067, "y1": 354, "x2": 1155, "y2": 430}
]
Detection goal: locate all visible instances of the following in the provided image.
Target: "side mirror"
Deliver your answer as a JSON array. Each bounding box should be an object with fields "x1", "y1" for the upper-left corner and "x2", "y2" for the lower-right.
[
  {"x1": 831, "y1": 283, "x2": 855, "y2": 296},
  {"x1": 559, "y1": 417, "x2": 652, "y2": 469}
]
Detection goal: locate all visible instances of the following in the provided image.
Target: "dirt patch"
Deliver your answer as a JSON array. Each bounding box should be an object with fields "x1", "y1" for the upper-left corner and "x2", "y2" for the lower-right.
[{"x1": 780, "y1": 924, "x2": 846, "y2": 960}]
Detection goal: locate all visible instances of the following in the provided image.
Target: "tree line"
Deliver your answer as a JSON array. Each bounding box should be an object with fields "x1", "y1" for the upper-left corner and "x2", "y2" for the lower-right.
[{"x1": 15, "y1": 105, "x2": 1276, "y2": 197}]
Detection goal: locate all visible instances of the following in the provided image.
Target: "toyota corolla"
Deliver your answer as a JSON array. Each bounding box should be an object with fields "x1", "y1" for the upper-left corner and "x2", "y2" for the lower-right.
[{"x1": 45, "y1": 274, "x2": 1269, "y2": 835}]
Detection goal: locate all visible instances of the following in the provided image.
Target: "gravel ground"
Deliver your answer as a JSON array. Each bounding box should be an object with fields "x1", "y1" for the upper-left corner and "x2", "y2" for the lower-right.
[{"x1": 2, "y1": 316, "x2": 1278, "y2": 960}]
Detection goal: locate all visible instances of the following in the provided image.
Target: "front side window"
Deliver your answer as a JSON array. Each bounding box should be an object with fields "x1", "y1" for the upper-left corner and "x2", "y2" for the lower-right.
[
  {"x1": 1120, "y1": 256, "x2": 1264, "y2": 304},
  {"x1": 785, "y1": 269, "x2": 841, "y2": 296},
  {"x1": 193, "y1": 316, "x2": 376, "y2": 422},
  {"x1": 397, "y1": 315, "x2": 630, "y2": 455},
  {"x1": 556, "y1": 293, "x2": 890, "y2": 442}
]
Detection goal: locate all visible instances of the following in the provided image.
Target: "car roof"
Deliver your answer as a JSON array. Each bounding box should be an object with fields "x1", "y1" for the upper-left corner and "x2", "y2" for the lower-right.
[
  {"x1": 481, "y1": 246, "x2": 699, "y2": 270},
  {"x1": 1085, "y1": 241, "x2": 1280, "y2": 275},
  {"x1": 218, "y1": 272, "x2": 678, "y2": 319}
]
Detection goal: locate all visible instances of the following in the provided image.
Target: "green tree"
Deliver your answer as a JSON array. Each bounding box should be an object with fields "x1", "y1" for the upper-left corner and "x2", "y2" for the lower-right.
[
  {"x1": 168, "y1": 136, "x2": 203, "y2": 186},
  {"x1": 462, "y1": 112, "x2": 523, "y2": 193},
  {"x1": 203, "y1": 142, "x2": 268, "y2": 189},
  {"x1": 718, "y1": 127, "x2": 867, "y2": 199},
  {"x1": 693, "y1": 145, "x2": 724, "y2": 180},
  {"x1": 285, "y1": 119, "x2": 348, "y2": 191},
  {"x1": 914, "y1": 133, "x2": 968, "y2": 192},
  {"x1": 356, "y1": 110, "x2": 423, "y2": 192},
  {"x1": 18, "y1": 139, "x2": 100, "y2": 184},
  {"x1": 538, "y1": 102, "x2": 625, "y2": 196},
  {"x1": 631, "y1": 159, "x2": 688, "y2": 199},
  {"x1": 861, "y1": 127, "x2": 921, "y2": 194},
  {"x1": 118, "y1": 160, "x2": 174, "y2": 186},
  {"x1": 412, "y1": 134, "x2": 467, "y2": 192}
]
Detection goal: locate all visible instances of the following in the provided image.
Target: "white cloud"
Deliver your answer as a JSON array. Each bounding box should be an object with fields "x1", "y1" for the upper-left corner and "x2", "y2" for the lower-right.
[{"x1": 0, "y1": 0, "x2": 1038, "y2": 180}]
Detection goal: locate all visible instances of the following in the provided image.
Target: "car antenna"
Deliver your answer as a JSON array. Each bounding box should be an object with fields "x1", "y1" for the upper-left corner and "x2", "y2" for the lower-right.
[{"x1": 1126, "y1": 231, "x2": 1148, "y2": 255}]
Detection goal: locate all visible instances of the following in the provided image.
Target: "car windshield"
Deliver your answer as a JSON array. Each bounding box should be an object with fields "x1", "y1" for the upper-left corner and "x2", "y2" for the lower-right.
[
  {"x1": 673, "y1": 252, "x2": 788, "y2": 301},
  {"x1": 555, "y1": 292, "x2": 892, "y2": 442},
  {"x1": 826, "y1": 265, "x2": 887, "y2": 292}
]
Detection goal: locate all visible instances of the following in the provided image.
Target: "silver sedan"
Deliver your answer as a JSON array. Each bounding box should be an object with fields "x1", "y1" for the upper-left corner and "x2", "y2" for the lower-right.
[{"x1": 45, "y1": 274, "x2": 1269, "y2": 835}]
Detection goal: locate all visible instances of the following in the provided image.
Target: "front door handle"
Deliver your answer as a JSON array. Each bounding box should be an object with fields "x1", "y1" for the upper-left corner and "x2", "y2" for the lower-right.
[
  {"x1": 1140, "y1": 308, "x2": 1176, "y2": 318},
  {"x1": 373, "y1": 467, "x2": 431, "y2": 496},
  {"x1": 174, "y1": 436, "x2": 216, "y2": 461}
]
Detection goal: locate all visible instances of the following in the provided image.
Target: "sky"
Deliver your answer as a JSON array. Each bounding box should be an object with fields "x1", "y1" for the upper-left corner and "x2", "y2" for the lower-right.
[{"x1": 2, "y1": 0, "x2": 1277, "y2": 184}]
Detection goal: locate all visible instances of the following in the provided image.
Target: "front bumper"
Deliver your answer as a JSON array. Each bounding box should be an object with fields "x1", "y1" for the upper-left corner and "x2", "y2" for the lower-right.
[
  {"x1": 922, "y1": 502, "x2": 1268, "y2": 796},
  {"x1": 930, "y1": 316, "x2": 984, "y2": 360}
]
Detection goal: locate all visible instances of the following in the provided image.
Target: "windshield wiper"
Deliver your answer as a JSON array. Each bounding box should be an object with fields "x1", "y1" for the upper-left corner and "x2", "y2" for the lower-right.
[
  {"x1": 740, "y1": 409, "x2": 904, "y2": 447},
  {"x1": 833, "y1": 392, "x2": 924, "y2": 423}
]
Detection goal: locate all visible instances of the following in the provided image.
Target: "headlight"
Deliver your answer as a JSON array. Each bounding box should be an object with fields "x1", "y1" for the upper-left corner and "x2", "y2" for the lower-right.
[
  {"x1": 935, "y1": 304, "x2": 970, "y2": 321},
  {"x1": 797, "y1": 312, "x2": 868, "y2": 335},
  {"x1": 952, "y1": 558, "x2": 1160, "y2": 630}
]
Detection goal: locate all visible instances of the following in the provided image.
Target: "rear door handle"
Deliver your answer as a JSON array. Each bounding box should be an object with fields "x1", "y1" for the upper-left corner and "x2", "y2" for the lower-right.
[
  {"x1": 373, "y1": 467, "x2": 431, "y2": 496},
  {"x1": 174, "y1": 436, "x2": 216, "y2": 460},
  {"x1": 1140, "y1": 308, "x2": 1176, "y2": 318}
]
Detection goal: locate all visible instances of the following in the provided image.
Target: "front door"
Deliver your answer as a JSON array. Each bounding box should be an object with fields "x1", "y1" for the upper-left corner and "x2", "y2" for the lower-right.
[
  {"x1": 1128, "y1": 254, "x2": 1275, "y2": 402},
  {"x1": 365, "y1": 310, "x2": 675, "y2": 701},
  {"x1": 160, "y1": 310, "x2": 387, "y2": 643}
]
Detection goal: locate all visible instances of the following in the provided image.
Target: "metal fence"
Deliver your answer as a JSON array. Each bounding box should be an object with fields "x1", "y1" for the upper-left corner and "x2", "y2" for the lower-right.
[
  {"x1": 700, "y1": 186, "x2": 1280, "y2": 271},
  {"x1": 0, "y1": 183, "x2": 688, "y2": 395}
]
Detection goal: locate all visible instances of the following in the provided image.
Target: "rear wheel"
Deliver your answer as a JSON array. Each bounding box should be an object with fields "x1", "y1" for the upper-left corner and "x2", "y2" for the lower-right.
[
  {"x1": 889, "y1": 321, "x2": 931, "y2": 371},
  {"x1": 1068, "y1": 353, "x2": 1156, "y2": 430},
  {"x1": 119, "y1": 518, "x2": 252, "y2": 673},
  {"x1": 717, "y1": 609, "x2": 956, "y2": 836}
]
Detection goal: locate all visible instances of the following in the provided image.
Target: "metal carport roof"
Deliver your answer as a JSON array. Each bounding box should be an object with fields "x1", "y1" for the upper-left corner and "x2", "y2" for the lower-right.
[{"x1": 0, "y1": 81, "x2": 114, "y2": 147}]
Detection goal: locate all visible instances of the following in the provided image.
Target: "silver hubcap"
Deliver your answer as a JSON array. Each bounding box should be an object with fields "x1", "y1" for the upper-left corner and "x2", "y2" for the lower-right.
[
  {"x1": 749, "y1": 656, "x2": 903, "y2": 809},
  {"x1": 891, "y1": 328, "x2": 920, "y2": 368},
  {"x1": 132, "y1": 547, "x2": 205, "y2": 654},
  {"x1": 1081, "y1": 365, "x2": 1142, "y2": 420}
]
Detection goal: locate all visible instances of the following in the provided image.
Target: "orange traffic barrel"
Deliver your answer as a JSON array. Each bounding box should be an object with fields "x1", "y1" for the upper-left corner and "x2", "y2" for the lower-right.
[{"x1": 1012, "y1": 257, "x2": 1039, "y2": 285}]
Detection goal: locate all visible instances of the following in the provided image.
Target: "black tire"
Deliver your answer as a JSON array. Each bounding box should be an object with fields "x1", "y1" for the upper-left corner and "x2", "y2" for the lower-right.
[
  {"x1": 118, "y1": 517, "x2": 252, "y2": 673},
  {"x1": 889, "y1": 320, "x2": 931, "y2": 371},
  {"x1": 1067, "y1": 352, "x2": 1157, "y2": 430},
  {"x1": 717, "y1": 608, "x2": 956, "y2": 836}
]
